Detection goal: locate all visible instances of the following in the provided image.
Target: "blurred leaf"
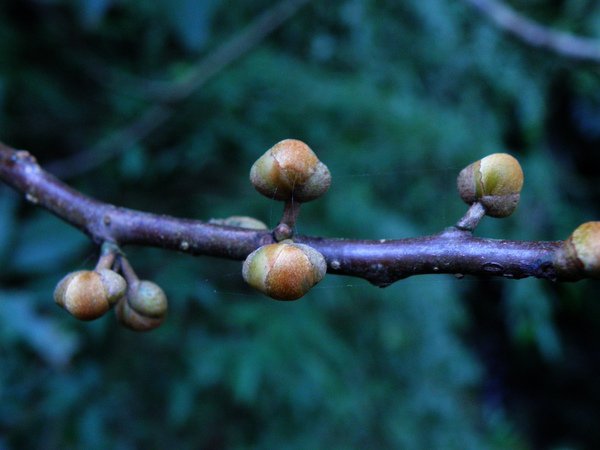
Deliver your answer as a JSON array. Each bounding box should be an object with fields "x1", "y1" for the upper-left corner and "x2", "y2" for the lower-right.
[
  {"x1": 0, "y1": 188, "x2": 17, "y2": 263},
  {"x1": 505, "y1": 280, "x2": 562, "y2": 361},
  {"x1": 162, "y1": 0, "x2": 218, "y2": 51},
  {"x1": 118, "y1": 143, "x2": 147, "y2": 179},
  {"x1": 77, "y1": 0, "x2": 113, "y2": 29},
  {"x1": 0, "y1": 291, "x2": 80, "y2": 366},
  {"x1": 11, "y1": 213, "x2": 90, "y2": 275},
  {"x1": 0, "y1": 76, "x2": 5, "y2": 115}
]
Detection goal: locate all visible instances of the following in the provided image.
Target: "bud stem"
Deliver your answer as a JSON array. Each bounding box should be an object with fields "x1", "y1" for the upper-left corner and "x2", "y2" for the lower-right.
[
  {"x1": 117, "y1": 256, "x2": 140, "y2": 288},
  {"x1": 95, "y1": 242, "x2": 122, "y2": 270},
  {"x1": 455, "y1": 202, "x2": 486, "y2": 232},
  {"x1": 273, "y1": 200, "x2": 301, "y2": 241}
]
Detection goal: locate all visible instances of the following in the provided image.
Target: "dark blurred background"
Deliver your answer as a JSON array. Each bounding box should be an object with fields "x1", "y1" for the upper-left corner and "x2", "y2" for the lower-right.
[{"x1": 1, "y1": 0, "x2": 600, "y2": 448}]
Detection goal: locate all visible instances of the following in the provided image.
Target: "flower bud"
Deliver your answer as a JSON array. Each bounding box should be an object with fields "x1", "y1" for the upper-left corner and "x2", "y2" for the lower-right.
[
  {"x1": 250, "y1": 139, "x2": 331, "y2": 202},
  {"x1": 554, "y1": 222, "x2": 600, "y2": 279},
  {"x1": 457, "y1": 153, "x2": 524, "y2": 218},
  {"x1": 242, "y1": 241, "x2": 327, "y2": 300},
  {"x1": 54, "y1": 269, "x2": 126, "y2": 321},
  {"x1": 116, "y1": 280, "x2": 168, "y2": 331}
]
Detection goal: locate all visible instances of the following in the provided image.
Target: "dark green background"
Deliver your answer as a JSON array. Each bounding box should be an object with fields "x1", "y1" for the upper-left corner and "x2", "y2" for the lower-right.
[{"x1": 1, "y1": 1, "x2": 600, "y2": 448}]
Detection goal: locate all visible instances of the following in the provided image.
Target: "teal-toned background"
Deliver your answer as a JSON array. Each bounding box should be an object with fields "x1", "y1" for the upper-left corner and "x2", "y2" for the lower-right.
[{"x1": 1, "y1": 1, "x2": 600, "y2": 448}]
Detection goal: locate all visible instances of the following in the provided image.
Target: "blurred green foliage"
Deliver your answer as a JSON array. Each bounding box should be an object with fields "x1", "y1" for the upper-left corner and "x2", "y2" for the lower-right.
[{"x1": 1, "y1": 0, "x2": 600, "y2": 448}]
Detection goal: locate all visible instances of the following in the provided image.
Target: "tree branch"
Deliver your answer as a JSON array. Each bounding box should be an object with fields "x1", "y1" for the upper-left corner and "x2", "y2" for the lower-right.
[
  {"x1": 463, "y1": 0, "x2": 600, "y2": 63},
  {"x1": 0, "y1": 142, "x2": 572, "y2": 286}
]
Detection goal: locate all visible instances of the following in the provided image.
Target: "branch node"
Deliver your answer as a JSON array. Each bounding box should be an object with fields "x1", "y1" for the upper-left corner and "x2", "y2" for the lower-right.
[
  {"x1": 273, "y1": 223, "x2": 293, "y2": 242},
  {"x1": 95, "y1": 242, "x2": 122, "y2": 270}
]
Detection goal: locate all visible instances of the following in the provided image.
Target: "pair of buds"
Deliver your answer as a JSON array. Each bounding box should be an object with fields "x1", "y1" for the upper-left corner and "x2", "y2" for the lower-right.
[
  {"x1": 53, "y1": 248, "x2": 168, "y2": 331},
  {"x1": 242, "y1": 140, "x2": 330, "y2": 300}
]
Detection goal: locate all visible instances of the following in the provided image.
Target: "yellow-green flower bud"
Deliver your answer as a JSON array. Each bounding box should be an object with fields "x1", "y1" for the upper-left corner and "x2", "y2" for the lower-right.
[
  {"x1": 554, "y1": 222, "x2": 600, "y2": 279},
  {"x1": 115, "y1": 280, "x2": 168, "y2": 332},
  {"x1": 54, "y1": 269, "x2": 126, "y2": 321},
  {"x1": 242, "y1": 241, "x2": 327, "y2": 300},
  {"x1": 249, "y1": 139, "x2": 331, "y2": 202},
  {"x1": 457, "y1": 153, "x2": 524, "y2": 218}
]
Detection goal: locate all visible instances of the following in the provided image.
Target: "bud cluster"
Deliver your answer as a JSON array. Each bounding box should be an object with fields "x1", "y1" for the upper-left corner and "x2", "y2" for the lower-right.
[{"x1": 53, "y1": 243, "x2": 168, "y2": 331}]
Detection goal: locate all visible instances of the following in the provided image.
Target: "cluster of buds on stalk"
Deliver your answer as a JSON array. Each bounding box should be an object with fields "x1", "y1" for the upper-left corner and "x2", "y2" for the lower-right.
[{"x1": 54, "y1": 242, "x2": 168, "y2": 331}]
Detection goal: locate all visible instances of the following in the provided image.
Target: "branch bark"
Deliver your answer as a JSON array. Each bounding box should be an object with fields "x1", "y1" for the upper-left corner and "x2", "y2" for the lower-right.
[
  {"x1": 463, "y1": 0, "x2": 600, "y2": 64},
  {"x1": 0, "y1": 142, "x2": 572, "y2": 286}
]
